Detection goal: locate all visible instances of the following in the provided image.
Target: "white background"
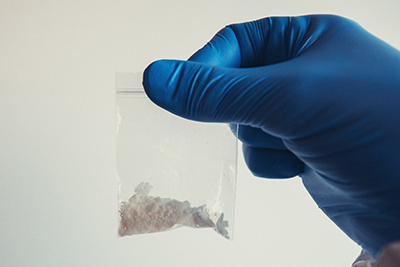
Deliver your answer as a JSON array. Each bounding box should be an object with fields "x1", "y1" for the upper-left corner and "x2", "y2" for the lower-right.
[{"x1": 1, "y1": 0, "x2": 400, "y2": 266}]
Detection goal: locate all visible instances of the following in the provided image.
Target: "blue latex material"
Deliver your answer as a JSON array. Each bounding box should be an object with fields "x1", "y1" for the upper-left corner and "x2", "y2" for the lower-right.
[{"x1": 143, "y1": 15, "x2": 400, "y2": 257}]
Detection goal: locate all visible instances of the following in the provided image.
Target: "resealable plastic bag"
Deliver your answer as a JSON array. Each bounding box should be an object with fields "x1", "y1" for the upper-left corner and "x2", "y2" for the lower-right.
[{"x1": 115, "y1": 72, "x2": 238, "y2": 239}]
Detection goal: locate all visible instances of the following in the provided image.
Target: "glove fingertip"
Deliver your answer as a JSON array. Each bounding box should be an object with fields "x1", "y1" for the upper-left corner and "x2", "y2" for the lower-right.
[
  {"x1": 243, "y1": 145, "x2": 304, "y2": 179},
  {"x1": 143, "y1": 59, "x2": 167, "y2": 98},
  {"x1": 142, "y1": 59, "x2": 180, "y2": 111}
]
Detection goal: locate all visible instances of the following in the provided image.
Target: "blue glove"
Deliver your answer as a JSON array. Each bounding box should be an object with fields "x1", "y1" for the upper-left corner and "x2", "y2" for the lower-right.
[{"x1": 143, "y1": 15, "x2": 400, "y2": 257}]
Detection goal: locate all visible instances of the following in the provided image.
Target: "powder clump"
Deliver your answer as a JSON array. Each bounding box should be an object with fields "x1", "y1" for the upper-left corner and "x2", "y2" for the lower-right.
[{"x1": 118, "y1": 182, "x2": 229, "y2": 238}]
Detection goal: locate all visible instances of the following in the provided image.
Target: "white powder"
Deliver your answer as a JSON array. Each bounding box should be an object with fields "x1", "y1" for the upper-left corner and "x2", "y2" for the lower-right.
[{"x1": 118, "y1": 182, "x2": 229, "y2": 238}]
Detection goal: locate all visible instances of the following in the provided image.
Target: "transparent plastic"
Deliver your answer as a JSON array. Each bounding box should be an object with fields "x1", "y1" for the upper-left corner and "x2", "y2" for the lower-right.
[{"x1": 115, "y1": 72, "x2": 238, "y2": 239}]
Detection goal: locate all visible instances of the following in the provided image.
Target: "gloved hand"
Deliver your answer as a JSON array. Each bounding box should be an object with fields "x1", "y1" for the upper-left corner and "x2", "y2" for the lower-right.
[{"x1": 142, "y1": 15, "x2": 400, "y2": 257}]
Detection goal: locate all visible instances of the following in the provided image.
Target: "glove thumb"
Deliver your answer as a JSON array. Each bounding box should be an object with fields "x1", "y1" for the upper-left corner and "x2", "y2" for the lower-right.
[{"x1": 143, "y1": 59, "x2": 299, "y2": 136}]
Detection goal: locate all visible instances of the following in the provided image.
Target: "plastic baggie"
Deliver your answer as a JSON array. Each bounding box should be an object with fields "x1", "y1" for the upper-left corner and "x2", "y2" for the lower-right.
[{"x1": 115, "y1": 72, "x2": 238, "y2": 239}]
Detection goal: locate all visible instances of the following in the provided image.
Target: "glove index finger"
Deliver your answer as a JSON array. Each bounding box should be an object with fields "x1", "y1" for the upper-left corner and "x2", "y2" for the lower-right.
[{"x1": 188, "y1": 26, "x2": 241, "y2": 68}]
